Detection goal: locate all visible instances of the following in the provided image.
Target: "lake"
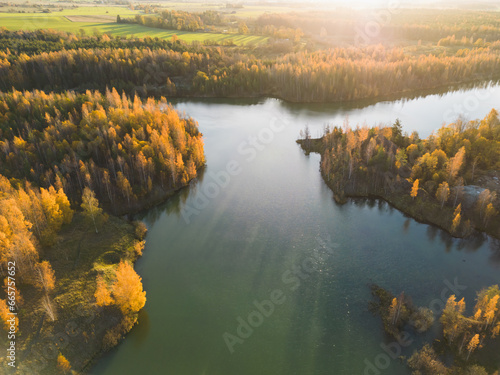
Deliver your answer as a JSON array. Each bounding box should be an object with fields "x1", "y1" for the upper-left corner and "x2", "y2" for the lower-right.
[{"x1": 91, "y1": 83, "x2": 500, "y2": 375}]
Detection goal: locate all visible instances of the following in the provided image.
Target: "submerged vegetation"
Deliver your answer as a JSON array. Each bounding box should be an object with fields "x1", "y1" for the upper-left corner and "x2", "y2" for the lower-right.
[{"x1": 370, "y1": 285, "x2": 500, "y2": 375}]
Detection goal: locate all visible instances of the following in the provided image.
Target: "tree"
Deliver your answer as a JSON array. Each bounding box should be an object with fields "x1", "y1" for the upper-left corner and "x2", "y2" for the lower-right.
[
  {"x1": 451, "y1": 204, "x2": 461, "y2": 233},
  {"x1": 407, "y1": 344, "x2": 449, "y2": 374},
  {"x1": 453, "y1": 177, "x2": 464, "y2": 206},
  {"x1": 57, "y1": 353, "x2": 71, "y2": 373},
  {"x1": 95, "y1": 275, "x2": 113, "y2": 307},
  {"x1": 411, "y1": 179, "x2": 419, "y2": 199},
  {"x1": 111, "y1": 261, "x2": 146, "y2": 315},
  {"x1": 477, "y1": 189, "x2": 496, "y2": 219},
  {"x1": 55, "y1": 188, "x2": 73, "y2": 224},
  {"x1": 238, "y1": 22, "x2": 249, "y2": 34},
  {"x1": 475, "y1": 285, "x2": 500, "y2": 334},
  {"x1": 484, "y1": 203, "x2": 498, "y2": 226},
  {"x1": 466, "y1": 334, "x2": 480, "y2": 360},
  {"x1": 0, "y1": 299, "x2": 14, "y2": 331},
  {"x1": 391, "y1": 118, "x2": 404, "y2": 147},
  {"x1": 35, "y1": 261, "x2": 56, "y2": 294},
  {"x1": 436, "y1": 181, "x2": 450, "y2": 208},
  {"x1": 117, "y1": 172, "x2": 133, "y2": 206},
  {"x1": 40, "y1": 187, "x2": 63, "y2": 246},
  {"x1": 447, "y1": 146, "x2": 465, "y2": 181},
  {"x1": 395, "y1": 149, "x2": 407, "y2": 169},
  {"x1": 441, "y1": 295, "x2": 467, "y2": 345},
  {"x1": 42, "y1": 294, "x2": 57, "y2": 321},
  {"x1": 0, "y1": 198, "x2": 38, "y2": 276},
  {"x1": 81, "y1": 187, "x2": 103, "y2": 234},
  {"x1": 388, "y1": 297, "x2": 401, "y2": 326}
]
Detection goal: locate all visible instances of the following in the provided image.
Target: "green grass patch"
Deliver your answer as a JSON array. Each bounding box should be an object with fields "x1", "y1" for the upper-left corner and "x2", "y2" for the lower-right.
[{"x1": 0, "y1": 10, "x2": 269, "y2": 45}]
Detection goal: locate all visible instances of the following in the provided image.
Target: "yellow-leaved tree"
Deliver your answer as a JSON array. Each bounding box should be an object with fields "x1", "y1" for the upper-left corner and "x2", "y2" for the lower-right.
[
  {"x1": 57, "y1": 352, "x2": 71, "y2": 373},
  {"x1": 411, "y1": 179, "x2": 419, "y2": 199},
  {"x1": 81, "y1": 187, "x2": 104, "y2": 234},
  {"x1": 111, "y1": 261, "x2": 146, "y2": 315},
  {"x1": 95, "y1": 275, "x2": 113, "y2": 307}
]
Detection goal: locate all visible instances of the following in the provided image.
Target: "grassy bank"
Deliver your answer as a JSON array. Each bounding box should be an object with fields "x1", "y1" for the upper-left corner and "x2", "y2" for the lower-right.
[{"x1": 3, "y1": 214, "x2": 146, "y2": 374}]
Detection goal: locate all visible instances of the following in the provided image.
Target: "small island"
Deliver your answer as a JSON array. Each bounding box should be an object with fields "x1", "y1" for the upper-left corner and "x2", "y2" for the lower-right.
[{"x1": 370, "y1": 284, "x2": 500, "y2": 374}]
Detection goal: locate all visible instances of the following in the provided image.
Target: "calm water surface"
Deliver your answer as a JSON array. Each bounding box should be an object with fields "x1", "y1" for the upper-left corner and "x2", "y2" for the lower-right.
[{"x1": 91, "y1": 84, "x2": 500, "y2": 375}]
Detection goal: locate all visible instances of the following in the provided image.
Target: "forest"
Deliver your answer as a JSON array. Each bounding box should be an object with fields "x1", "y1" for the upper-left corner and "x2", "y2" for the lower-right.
[
  {"x1": 0, "y1": 29, "x2": 202, "y2": 55},
  {"x1": 0, "y1": 170, "x2": 150, "y2": 373},
  {"x1": 0, "y1": 77, "x2": 205, "y2": 374},
  {"x1": 115, "y1": 7, "x2": 500, "y2": 47},
  {"x1": 1, "y1": 31, "x2": 499, "y2": 102},
  {"x1": 118, "y1": 10, "x2": 227, "y2": 32},
  {"x1": 0, "y1": 4, "x2": 500, "y2": 374},
  {"x1": 0, "y1": 89, "x2": 205, "y2": 213},
  {"x1": 299, "y1": 109, "x2": 500, "y2": 239}
]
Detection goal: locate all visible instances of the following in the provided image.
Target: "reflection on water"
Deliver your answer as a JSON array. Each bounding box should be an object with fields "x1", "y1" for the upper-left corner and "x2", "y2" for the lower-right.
[{"x1": 92, "y1": 84, "x2": 500, "y2": 375}]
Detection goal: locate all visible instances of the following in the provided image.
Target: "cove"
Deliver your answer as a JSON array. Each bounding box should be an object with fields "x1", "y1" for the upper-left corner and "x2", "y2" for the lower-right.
[{"x1": 90, "y1": 84, "x2": 500, "y2": 375}]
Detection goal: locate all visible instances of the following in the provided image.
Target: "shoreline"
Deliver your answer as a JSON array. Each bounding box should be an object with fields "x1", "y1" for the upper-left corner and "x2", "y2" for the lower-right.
[
  {"x1": 167, "y1": 76, "x2": 500, "y2": 105},
  {"x1": 298, "y1": 140, "x2": 500, "y2": 241}
]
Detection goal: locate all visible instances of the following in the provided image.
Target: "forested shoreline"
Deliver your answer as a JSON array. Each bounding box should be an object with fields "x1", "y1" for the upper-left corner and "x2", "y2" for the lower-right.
[
  {"x1": 1, "y1": 30, "x2": 500, "y2": 103},
  {"x1": 0, "y1": 89, "x2": 205, "y2": 214},
  {"x1": 0, "y1": 87, "x2": 205, "y2": 373},
  {"x1": 299, "y1": 110, "x2": 500, "y2": 240},
  {"x1": 1, "y1": 5, "x2": 500, "y2": 373}
]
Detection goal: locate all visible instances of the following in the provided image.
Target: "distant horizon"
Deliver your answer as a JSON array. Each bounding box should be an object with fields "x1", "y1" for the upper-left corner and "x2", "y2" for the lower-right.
[{"x1": 218, "y1": 0, "x2": 500, "y2": 9}]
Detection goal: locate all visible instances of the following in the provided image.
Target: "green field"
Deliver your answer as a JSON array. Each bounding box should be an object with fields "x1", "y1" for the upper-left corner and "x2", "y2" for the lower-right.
[
  {"x1": 158, "y1": 1, "x2": 313, "y2": 18},
  {"x1": 0, "y1": 6, "x2": 269, "y2": 45}
]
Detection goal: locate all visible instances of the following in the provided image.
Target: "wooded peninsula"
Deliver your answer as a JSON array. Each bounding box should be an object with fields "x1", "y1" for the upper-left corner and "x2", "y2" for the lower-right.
[{"x1": 0, "y1": 2, "x2": 499, "y2": 374}]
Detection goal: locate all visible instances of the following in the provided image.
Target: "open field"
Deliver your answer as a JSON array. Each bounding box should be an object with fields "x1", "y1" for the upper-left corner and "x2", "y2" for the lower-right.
[
  {"x1": 65, "y1": 15, "x2": 117, "y2": 22},
  {"x1": 154, "y1": 1, "x2": 316, "y2": 18},
  {"x1": 0, "y1": 6, "x2": 268, "y2": 45}
]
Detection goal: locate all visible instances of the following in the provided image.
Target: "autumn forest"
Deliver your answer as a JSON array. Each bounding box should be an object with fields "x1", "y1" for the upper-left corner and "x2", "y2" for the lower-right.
[{"x1": 0, "y1": 1, "x2": 500, "y2": 375}]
